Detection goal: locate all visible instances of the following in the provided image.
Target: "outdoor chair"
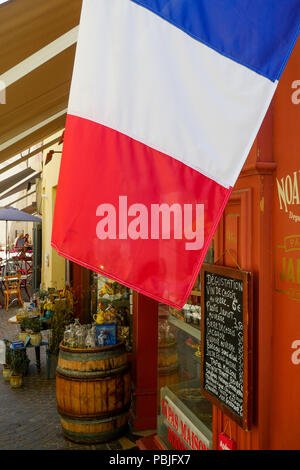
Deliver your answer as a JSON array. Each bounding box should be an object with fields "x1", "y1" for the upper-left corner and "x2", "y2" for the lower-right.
[
  {"x1": 16, "y1": 266, "x2": 31, "y2": 300},
  {"x1": 3, "y1": 273, "x2": 23, "y2": 311},
  {"x1": 18, "y1": 259, "x2": 33, "y2": 286}
]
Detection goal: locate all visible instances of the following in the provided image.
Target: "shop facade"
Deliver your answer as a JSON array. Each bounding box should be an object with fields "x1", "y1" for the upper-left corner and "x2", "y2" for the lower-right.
[
  {"x1": 135, "y1": 37, "x2": 300, "y2": 451},
  {"x1": 43, "y1": 37, "x2": 300, "y2": 450}
]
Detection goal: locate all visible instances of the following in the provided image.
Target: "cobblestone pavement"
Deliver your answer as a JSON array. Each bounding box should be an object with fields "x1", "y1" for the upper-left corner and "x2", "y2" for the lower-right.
[{"x1": 0, "y1": 300, "x2": 154, "y2": 450}]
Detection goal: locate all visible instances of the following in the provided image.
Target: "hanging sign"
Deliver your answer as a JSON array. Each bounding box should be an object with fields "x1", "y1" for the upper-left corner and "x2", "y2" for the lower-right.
[
  {"x1": 218, "y1": 432, "x2": 236, "y2": 450},
  {"x1": 200, "y1": 264, "x2": 252, "y2": 430}
]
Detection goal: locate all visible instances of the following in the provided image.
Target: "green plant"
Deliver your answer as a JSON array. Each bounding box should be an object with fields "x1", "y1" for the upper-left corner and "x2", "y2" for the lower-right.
[
  {"x1": 20, "y1": 317, "x2": 41, "y2": 333},
  {"x1": 48, "y1": 299, "x2": 74, "y2": 356},
  {"x1": 4, "y1": 340, "x2": 12, "y2": 368},
  {"x1": 20, "y1": 317, "x2": 31, "y2": 332},
  {"x1": 29, "y1": 318, "x2": 41, "y2": 333},
  {"x1": 21, "y1": 351, "x2": 30, "y2": 376},
  {"x1": 9, "y1": 350, "x2": 30, "y2": 376}
]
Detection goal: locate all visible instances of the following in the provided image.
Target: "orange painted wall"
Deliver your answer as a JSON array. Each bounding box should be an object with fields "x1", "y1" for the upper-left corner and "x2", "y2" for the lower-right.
[
  {"x1": 213, "y1": 152, "x2": 275, "y2": 449},
  {"x1": 212, "y1": 37, "x2": 300, "y2": 450},
  {"x1": 269, "y1": 37, "x2": 300, "y2": 449},
  {"x1": 141, "y1": 37, "x2": 300, "y2": 450}
]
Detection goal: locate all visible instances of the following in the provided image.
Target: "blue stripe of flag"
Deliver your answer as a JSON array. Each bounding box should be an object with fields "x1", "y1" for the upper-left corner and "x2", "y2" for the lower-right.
[{"x1": 130, "y1": 0, "x2": 300, "y2": 82}]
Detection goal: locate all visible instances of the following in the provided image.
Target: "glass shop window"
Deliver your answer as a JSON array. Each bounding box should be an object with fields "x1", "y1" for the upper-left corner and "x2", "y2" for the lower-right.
[{"x1": 156, "y1": 242, "x2": 214, "y2": 451}]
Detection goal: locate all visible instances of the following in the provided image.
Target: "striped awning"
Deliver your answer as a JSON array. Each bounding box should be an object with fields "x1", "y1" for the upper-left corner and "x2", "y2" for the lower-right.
[
  {"x1": 0, "y1": 170, "x2": 41, "y2": 200},
  {"x1": 0, "y1": 168, "x2": 35, "y2": 195},
  {"x1": 0, "y1": 0, "x2": 82, "y2": 164}
]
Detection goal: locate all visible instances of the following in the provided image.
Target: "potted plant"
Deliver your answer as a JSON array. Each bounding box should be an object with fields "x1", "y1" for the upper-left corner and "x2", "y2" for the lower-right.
[
  {"x1": 28, "y1": 318, "x2": 42, "y2": 347},
  {"x1": 9, "y1": 350, "x2": 29, "y2": 388},
  {"x1": 20, "y1": 317, "x2": 31, "y2": 331},
  {"x1": 47, "y1": 299, "x2": 74, "y2": 378},
  {"x1": 20, "y1": 317, "x2": 42, "y2": 346},
  {"x1": 19, "y1": 318, "x2": 30, "y2": 343}
]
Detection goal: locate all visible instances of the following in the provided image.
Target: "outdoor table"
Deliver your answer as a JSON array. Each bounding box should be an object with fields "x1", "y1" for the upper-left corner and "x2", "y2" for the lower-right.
[
  {"x1": 7, "y1": 315, "x2": 49, "y2": 375},
  {"x1": 7, "y1": 315, "x2": 18, "y2": 324},
  {"x1": 22, "y1": 342, "x2": 49, "y2": 374}
]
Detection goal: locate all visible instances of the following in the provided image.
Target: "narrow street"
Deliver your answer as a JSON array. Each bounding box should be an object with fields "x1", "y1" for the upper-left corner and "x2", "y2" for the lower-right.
[{"x1": 0, "y1": 306, "x2": 151, "y2": 450}]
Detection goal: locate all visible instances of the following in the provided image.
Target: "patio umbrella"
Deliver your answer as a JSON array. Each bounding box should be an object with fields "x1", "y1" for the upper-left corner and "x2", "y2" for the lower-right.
[{"x1": 0, "y1": 207, "x2": 41, "y2": 261}]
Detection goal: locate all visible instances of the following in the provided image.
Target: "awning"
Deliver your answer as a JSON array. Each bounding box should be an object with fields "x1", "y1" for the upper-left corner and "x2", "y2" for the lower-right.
[
  {"x1": 0, "y1": 0, "x2": 82, "y2": 164},
  {"x1": 0, "y1": 169, "x2": 41, "y2": 199},
  {"x1": 0, "y1": 168, "x2": 36, "y2": 195},
  {"x1": 22, "y1": 203, "x2": 37, "y2": 215},
  {"x1": 3, "y1": 189, "x2": 36, "y2": 209}
]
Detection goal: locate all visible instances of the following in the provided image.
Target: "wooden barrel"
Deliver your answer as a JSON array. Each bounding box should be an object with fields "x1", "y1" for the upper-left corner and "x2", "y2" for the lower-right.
[
  {"x1": 158, "y1": 363, "x2": 179, "y2": 388},
  {"x1": 158, "y1": 340, "x2": 178, "y2": 369},
  {"x1": 56, "y1": 341, "x2": 131, "y2": 444}
]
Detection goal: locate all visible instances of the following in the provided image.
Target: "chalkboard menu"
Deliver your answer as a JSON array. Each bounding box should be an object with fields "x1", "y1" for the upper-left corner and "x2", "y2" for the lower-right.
[{"x1": 200, "y1": 264, "x2": 252, "y2": 430}]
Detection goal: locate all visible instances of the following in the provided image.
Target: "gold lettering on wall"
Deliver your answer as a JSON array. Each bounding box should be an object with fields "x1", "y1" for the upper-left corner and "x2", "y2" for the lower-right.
[
  {"x1": 275, "y1": 235, "x2": 300, "y2": 301},
  {"x1": 276, "y1": 170, "x2": 300, "y2": 215},
  {"x1": 226, "y1": 231, "x2": 237, "y2": 244}
]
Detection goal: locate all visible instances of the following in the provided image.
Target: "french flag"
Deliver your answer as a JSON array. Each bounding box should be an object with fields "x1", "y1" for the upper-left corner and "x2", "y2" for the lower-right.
[{"x1": 52, "y1": 0, "x2": 300, "y2": 308}]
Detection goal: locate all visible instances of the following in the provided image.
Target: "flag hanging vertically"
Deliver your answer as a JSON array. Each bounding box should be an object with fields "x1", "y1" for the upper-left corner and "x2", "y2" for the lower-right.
[{"x1": 52, "y1": 0, "x2": 300, "y2": 308}]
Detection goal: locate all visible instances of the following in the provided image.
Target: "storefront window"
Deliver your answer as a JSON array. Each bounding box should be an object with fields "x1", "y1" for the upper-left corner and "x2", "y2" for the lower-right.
[
  {"x1": 90, "y1": 273, "x2": 133, "y2": 352},
  {"x1": 156, "y1": 243, "x2": 214, "y2": 450}
]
